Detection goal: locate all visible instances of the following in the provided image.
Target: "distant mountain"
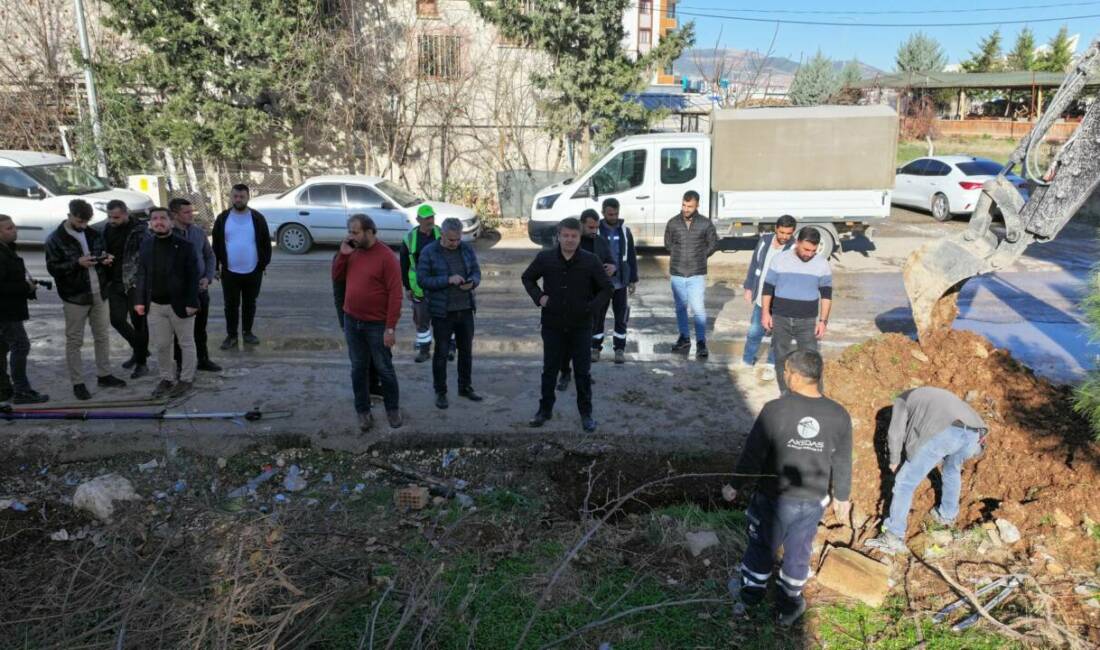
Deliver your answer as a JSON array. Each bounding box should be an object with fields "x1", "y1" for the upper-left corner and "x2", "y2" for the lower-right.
[{"x1": 674, "y1": 48, "x2": 883, "y2": 84}]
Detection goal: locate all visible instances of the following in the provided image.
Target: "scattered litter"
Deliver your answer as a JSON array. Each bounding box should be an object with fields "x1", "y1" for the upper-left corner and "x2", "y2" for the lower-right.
[
  {"x1": 49, "y1": 528, "x2": 88, "y2": 542},
  {"x1": 685, "y1": 530, "x2": 720, "y2": 557},
  {"x1": 1074, "y1": 583, "x2": 1100, "y2": 597},
  {"x1": 137, "y1": 459, "x2": 159, "y2": 472},
  {"x1": 226, "y1": 468, "x2": 279, "y2": 499},
  {"x1": 154, "y1": 491, "x2": 168, "y2": 500},
  {"x1": 322, "y1": 473, "x2": 334, "y2": 484},
  {"x1": 394, "y1": 485, "x2": 430, "y2": 510},
  {"x1": 274, "y1": 493, "x2": 289, "y2": 503},
  {"x1": 276, "y1": 457, "x2": 286, "y2": 468},
  {"x1": 283, "y1": 465, "x2": 308, "y2": 493},
  {"x1": 455, "y1": 493, "x2": 475, "y2": 509},
  {"x1": 216, "y1": 457, "x2": 227, "y2": 469},
  {"x1": 353, "y1": 483, "x2": 366, "y2": 493},
  {"x1": 173, "y1": 480, "x2": 188, "y2": 493},
  {"x1": 73, "y1": 474, "x2": 141, "y2": 521},
  {"x1": 10, "y1": 501, "x2": 29, "y2": 512},
  {"x1": 995, "y1": 519, "x2": 1022, "y2": 544},
  {"x1": 650, "y1": 368, "x2": 673, "y2": 376},
  {"x1": 442, "y1": 449, "x2": 460, "y2": 469}
]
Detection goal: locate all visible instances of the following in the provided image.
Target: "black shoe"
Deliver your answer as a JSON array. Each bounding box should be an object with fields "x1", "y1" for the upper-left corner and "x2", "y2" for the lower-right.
[
  {"x1": 447, "y1": 346, "x2": 456, "y2": 362},
  {"x1": 581, "y1": 416, "x2": 597, "y2": 433},
  {"x1": 13, "y1": 390, "x2": 49, "y2": 405},
  {"x1": 220, "y1": 336, "x2": 238, "y2": 350},
  {"x1": 130, "y1": 363, "x2": 149, "y2": 379},
  {"x1": 415, "y1": 346, "x2": 431, "y2": 363},
  {"x1": 671, "y1": 336, "x2": 691, "y2": 353},
  {"x1": 556, "y1": 374, "x2": 570, "y2": 392},
  {"x1": 97, "y1": 375, "x2": 127, "y2": 388},
  {"x1": 168, "y1": 381, "x2": 192, "y2": 398},
  {"x1": 243, "y1": 333, "x2": 260, "y2": 346},
  {"x1": 458, "y1": 387, "x2": 484, "y2": 402},
  {"x1": 435, "y1": 393, "x2": 449, "y2": 409},
  {"x1": 696, "y1": 343, "x2": 709, "y2": 359},
  {"x1": 387, "y1": 409, "x2": 404, "y2": 428},
  {"x1": 197, "y1": 359, "x2": 222, "y2": 372},
  {"x1": 152, "y1": 380, "x2": 174, "y2": 398},
  {"x1": 121, "y1": 356, "x2": 136, "y2": 370},
  {"x1": 0, "y1": 386, "x2": 11, "y2": 403},
  {"x1": 528, "y1": 411, "x2": 551, "y2": 427},
  {"x1": 73, "y1": 384, "x2": 92, "y2": 401},
  {"x1": 358, "y1": 411, "x2": 374, "y2": 432}
]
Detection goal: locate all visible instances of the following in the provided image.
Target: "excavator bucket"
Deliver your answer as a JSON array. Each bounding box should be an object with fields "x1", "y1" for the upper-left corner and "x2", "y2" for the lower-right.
[{"x1": 903, "y1": 234, "x2": 993, "y2": 342}]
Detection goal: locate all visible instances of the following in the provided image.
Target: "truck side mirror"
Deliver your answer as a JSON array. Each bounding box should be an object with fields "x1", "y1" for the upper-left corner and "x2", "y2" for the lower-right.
[{"x1": 380, "y1": 201, "x2": 395, "y2": 210}]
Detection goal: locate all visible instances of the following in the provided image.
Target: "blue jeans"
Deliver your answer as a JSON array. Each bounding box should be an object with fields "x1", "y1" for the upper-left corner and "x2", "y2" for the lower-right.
[
  {"x1": 884, "y1": 426, "x2": 982, "y2": 538},
  {"x1": 344, "y1": 316, "x2": 399, "y2": 414},
  {"x1": 742, "y1": 304, "x2": 775, "y2": 366},
  {"x1": 740, "y1": 492, "x2": 825, "y2": 613},
  {"x1": 670, "y1": 275, "x2": 707, "y2": 342}
]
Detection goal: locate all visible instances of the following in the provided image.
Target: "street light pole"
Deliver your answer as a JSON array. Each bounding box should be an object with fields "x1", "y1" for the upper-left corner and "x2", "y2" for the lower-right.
[{"x1": 73, "y1": 0, "x2": 109, "y2": 177}]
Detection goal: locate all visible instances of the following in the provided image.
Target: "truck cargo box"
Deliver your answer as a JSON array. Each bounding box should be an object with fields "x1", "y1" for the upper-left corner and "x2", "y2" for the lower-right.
[{"x1": 710, "y1": 105, "x2": 898, "y2": 192}]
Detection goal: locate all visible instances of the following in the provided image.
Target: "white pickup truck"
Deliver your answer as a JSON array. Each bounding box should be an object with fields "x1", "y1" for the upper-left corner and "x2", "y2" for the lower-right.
[{"x1": 528, "y1": 105, "x2": 899, "y2": 258}]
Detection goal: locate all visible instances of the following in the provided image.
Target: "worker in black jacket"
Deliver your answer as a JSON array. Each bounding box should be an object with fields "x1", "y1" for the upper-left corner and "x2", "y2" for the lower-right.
[
  {"x1": 521, "y1": 217, "x2": 613, "y2": 433},
  {"x1": 0, "y1": 215, "x2": 48, "y2": 403},
  {"x1": 95, "y1": 199, "x2": 150, "y2": 379},
  {"x1": 556, "y1": 209, "x2": 615, "y2": 391},
  {"x1": 211, "y1": 183, "x2": 271, "y2": 350}
]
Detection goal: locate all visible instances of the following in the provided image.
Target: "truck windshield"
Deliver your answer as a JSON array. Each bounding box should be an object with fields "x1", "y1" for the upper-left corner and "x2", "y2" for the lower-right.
[
  {"x1": 22, "y1": 163, "x2": 109, "y2": 195},
  {"x1": 376, "y1": 180, "x2": 421, "y2": 208}
]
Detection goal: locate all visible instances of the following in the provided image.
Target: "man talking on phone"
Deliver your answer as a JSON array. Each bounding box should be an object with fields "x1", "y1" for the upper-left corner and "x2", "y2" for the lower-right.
[{"x1": 416, "y1": 217, "x2": 483, "y2": 409}]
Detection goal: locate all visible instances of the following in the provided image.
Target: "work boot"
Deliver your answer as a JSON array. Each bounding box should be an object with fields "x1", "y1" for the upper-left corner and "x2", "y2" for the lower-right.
[
  {"x1": 131, "y1": 363, "x2": 149, "y2": 379},
  {"x1": 435, "y1": 393, "x2": 449, "y2": 409},
  {"x1": 556, "y1": 373, "x2": 570, "y2": 392},
  {"x1": 528, "y1": 411, "x2": 551, "y2": 428},
  {"x1": 671, "y1": 336, "x2": 691, "y2": 353},
  {"x1": 386, "y1": 409, "x2": 403, "y2": 429},
  {"x1": 777, "y1": 597, "x2": 807, "y2": 627},
  {"x1": 97, "y1": 375, "x2": 127, "y2": 388},
  {"x1": 73, "y1": 384, "x2": 92, "y2": 401},
  {"x1": 696, "y1": 342, "x2": 709, "y2": 359},
  {"x1": 614, "y1": 349, "x2": 626, "y2": 365},
  {"x1": 168, "y1": 381, "x2": 193, "y2": 398},
  {"x1": 415, "y1": 345, "x2": 431, "y2": 363},
  {"x1": 13, "y1": 390, "x2": 49, "y2": 405},
  {"x1": 581, "y1": 416, "x2": 597, "y2": 433},
  {"x1": 865, "y1": 530, "x2": 909, "y2": 555},
  {"x1": 243, "y1": 332, "x2": 260, "y2": 346},
  {"x1": 121, "y1": 355, "x2": 137, "y2": 370},
  {"x1": 197, "y1": 359, "x2": 222, "y2": 372},
  {"x1": 591, "y1": 348, "x2": 601, "y2": 363},
  {"x1": 358, "y1": 411, "x2": 374, "y2": 433},
  {"x1": 458, "y1": 387, "x2": 484, "y2": 402},
  {"x1": 220, "y1": 336, "x2": 238, "y2": 351},
  {"x1": 726, "y1": 575, "x2": 749, "y2": 618},
  {"x1": 152, "y1": 380, "x2": 174, "y2": 399}
]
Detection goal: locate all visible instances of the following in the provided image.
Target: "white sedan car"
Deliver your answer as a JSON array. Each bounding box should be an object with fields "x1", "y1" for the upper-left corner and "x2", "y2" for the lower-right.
[
  {"x1": 893, "y1": 155, "x2": 1030, "y2": 222},
  {"x1": 251, "y1": 175, "x2": 481, "y2": 254}
]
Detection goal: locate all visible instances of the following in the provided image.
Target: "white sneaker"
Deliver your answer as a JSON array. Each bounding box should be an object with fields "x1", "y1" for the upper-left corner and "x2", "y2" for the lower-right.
[
  {"x1": 736, "y1": 360, "x2": 753, "y2": 370},
  {"x1": 759, "y1": 365, "x2": 777, "y2": 382}
]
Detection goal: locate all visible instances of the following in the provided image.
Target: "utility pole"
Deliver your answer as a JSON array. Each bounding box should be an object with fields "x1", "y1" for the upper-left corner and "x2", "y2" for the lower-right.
[{"x1": 73, "y1": 0, "x2": 109, "y2": 177}]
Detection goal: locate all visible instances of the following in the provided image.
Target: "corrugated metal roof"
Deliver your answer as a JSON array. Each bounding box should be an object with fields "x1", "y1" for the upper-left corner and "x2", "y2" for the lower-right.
[
  {"x1": 712, "y1": 104, "x2": 897, "y2": 121},
  {"x1": 856, "y1": 71, "x2": 1074, "y2": 90}
]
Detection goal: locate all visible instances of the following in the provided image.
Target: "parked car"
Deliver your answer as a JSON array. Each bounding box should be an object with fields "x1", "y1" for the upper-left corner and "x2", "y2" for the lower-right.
[
  {"x1": 893, "y1": 155, "x2": 1030, "y2": 222},
  {"x1": 0, "y1": 150, "x2": 154, "y2": 243},
  {"x1": 251, "y1": 175, "x2": 481, "y2": 254}
]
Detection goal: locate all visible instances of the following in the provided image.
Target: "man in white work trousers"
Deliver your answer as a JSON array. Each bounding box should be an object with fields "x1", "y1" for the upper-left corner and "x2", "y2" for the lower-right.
[{"x1": 865, "y1": 387, "x2": 987, "y2": 555}]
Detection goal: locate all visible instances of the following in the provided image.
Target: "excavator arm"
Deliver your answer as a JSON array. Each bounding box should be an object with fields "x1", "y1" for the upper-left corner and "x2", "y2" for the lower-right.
[{"x1": 904, "y1": 36, "x2": 1100, "y2": 341}]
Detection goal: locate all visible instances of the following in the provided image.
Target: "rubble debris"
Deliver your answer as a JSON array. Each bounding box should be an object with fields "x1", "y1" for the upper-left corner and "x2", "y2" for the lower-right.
[
  {"x1": 283, "y1": 465, "x2": 308, "y2": 493},
  {"x1": 685, "y1": 530, "x2": 720, "y2": 557},
  {"x1": 73, "y1": 474, "x2": 141, "y2": 521},
  {"x1": 394, "y1": 485, "x2": 430, "y2": 510},
  {"x1": 226, "y1": 467, "x2": 279, "y2": 498},
  {"x1": 996, "y1": 519, "x2": 1022, "y2": 545},
  {"x1": 816, "y1": 546, "x2": 891, "y2": 607}
]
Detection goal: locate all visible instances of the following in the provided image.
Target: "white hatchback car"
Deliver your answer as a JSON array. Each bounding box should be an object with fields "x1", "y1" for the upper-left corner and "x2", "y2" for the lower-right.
[
  {"x1": 251, "y1": 175, "x2": 481, "y2": 254},
  {"x1": 893, "y1": 155, "x2": 1029, "y2": 221},
  {"x1": 0, "y1": 151, "x2": 154, "y2": 243}
]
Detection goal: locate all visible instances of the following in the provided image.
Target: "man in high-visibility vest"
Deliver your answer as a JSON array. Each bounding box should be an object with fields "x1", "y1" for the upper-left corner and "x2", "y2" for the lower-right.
[{"x1": 400, "y1": 204, "x2": 442, "y2": 362}]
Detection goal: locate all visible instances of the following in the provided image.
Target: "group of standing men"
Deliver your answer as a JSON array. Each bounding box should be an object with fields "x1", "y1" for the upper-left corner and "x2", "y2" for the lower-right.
[{"x1": 0, "y1": 184, "x2": 273, "y2": 402}]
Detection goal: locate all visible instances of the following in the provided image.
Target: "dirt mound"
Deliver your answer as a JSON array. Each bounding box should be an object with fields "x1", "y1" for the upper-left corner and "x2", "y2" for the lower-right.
[{"x1": 822, "y1": 330, "x2": 1100, "y2": 563}]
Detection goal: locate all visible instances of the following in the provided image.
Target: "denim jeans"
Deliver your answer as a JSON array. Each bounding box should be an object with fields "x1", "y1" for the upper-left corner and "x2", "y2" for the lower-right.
[
  {"x1": 742, "y1": 304, "x2": 775, "y2": 366},
  {"x1": 670, "y1": 275, "x2": 707, "y2": 342},
  {"x1": 884, "y1": 425, "x2": 982, "y2": 538},
  {"x1": 771, "y1": 315, "x2": 819, "y2": 394},
  {"x1": 344, "y1": 316, "x2": 399, "y2": 414},
  {"x1": 740, "y1": 492, "x2": 825, "y2": 614}
]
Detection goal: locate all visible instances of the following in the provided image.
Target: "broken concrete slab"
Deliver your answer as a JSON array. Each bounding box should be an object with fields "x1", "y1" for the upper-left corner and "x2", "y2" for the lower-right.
[
  {"x1": 816, "y1": 546, "x2": 892, "y2": 607},
  {"x1": 685, "y1": 530, "x2": 720, "y2": 557},
  {"x1": 72, "y1": 473, "x2": 141, "y2": 521},
  {"x1": 996, "y1": 519, "x2": 1022, "y2": 544}
]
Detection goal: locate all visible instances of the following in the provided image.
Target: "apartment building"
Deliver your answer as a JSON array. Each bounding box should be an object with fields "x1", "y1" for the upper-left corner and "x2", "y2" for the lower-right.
[{"x1": 621, "y1": 0, "x2": 680, "y2": 86}]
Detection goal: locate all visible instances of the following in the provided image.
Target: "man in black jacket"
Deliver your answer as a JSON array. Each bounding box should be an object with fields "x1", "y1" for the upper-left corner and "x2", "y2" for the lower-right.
[
  {"x1": 595, "y1": 198, "x2": 638, "y2": 365},
  {"x1": 663, "y1": 190, "x2": 718, "y2": 359},
  {"x1": 212, "y1": 184, "x2": 271, "y2": 350},
  {"x1": 134, "y1": 207, "x2": 200, "y2": 399},
  {"x1": 96, "y1": 199, "x2": 150, "y2": 379},
  {"x1": 557, "y1": 209, "x2": 615, "y2": 391},
  {"x1": 0, "y1": 215, "x2": 48, "y2": 403},
  {"x1": 45, "y1": 199, "x2": 127, "y2": 400},
  {"x1": 522, "y1": 217, "x2": 613, "y2": 433}
]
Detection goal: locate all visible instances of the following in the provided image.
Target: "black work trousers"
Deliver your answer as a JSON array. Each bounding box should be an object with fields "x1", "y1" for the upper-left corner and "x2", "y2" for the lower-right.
[
  {"x1": 431, "y1": 309, "x2": 474, "y2": 394},
  {"x1": 593, "y1": 286, "x2": 629, "y2": 351},
  {"x1": 540, "y1": 324, "x2": 593, "y2": 418},
  {"x1": 175, "y1": 290, "x2": 211, "y2": 364},
  {"x1": 107, "y1": 282, "x2": 149, "y2": 363},
  {"x1": 222, "y1": 269, "x2": 263, "y2": 337}
]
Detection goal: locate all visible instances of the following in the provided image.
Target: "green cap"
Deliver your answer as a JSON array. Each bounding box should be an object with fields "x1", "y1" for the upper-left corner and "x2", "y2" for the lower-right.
[{"x1": 417, "y1": 204, "x2": 436, "y2": 220}]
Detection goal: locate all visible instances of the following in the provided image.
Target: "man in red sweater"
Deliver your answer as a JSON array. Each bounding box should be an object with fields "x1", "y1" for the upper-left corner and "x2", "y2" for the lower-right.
[{"x1": 332, "y1": 214, "x2": 403, "y2": 432}]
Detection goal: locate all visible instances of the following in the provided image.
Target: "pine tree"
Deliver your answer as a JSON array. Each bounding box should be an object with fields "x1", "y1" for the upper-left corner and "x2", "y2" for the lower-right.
[
  {"x1": 469, "y1": 0, "x2": 694, "y2": 164},
  {"x1": 1037, "y1": 26, "x2": 1075, "y2": 72},
  {"x1": 962, "y1": 29, "x2": 1005, "y2": 73},
  {"x1": 1075, "y1": 269, "x2": 1100, "y2": 440},
  {"x1": 1007, "y1": 27, "x2": 1038, "y2": 71},
  {"x1": 839, "y1": 59, "x2": 863, "y2": 87},
  {"x1": 789, "y1": 51, "x2": 839, "y2": 106},
  {"x1": 895, "y1": 32, "x2": 948, "y2": 73}
]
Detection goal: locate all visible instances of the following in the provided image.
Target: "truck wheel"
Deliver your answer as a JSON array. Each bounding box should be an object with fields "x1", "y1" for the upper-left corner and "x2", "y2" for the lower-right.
[
  {"x1": 931, "y1": 193, "x2": 952, "y2": 222},
  {"x1": 812, "y1": 226, "x2": 835, "y2": 259},
  {"x1": 278, "y1": 224, "x2": 313, "y2": 254}
]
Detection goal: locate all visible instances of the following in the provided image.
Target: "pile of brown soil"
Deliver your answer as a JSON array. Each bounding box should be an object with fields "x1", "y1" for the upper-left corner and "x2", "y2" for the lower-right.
[{"x1": 821, "y1": 330, "x2": 1100, "y2": 561}]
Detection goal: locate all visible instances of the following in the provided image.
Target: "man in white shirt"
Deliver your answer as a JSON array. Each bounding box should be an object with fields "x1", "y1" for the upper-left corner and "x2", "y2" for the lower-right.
[
  {"x1": 212, "y1": 184, "x2": 271, "y2": 350},
  {"x1": 741, "y1": 215, "x2": 796, "y2": 381}
]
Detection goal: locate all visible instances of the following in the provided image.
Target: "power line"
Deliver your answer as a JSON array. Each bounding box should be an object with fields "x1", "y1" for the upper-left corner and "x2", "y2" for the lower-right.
[
  {"x1": 675, "y1": 0, "x2": 1100, "y2": 16},
  {"x1": 671, "y1": 7, "x2": 1100, "y2": 27}
]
